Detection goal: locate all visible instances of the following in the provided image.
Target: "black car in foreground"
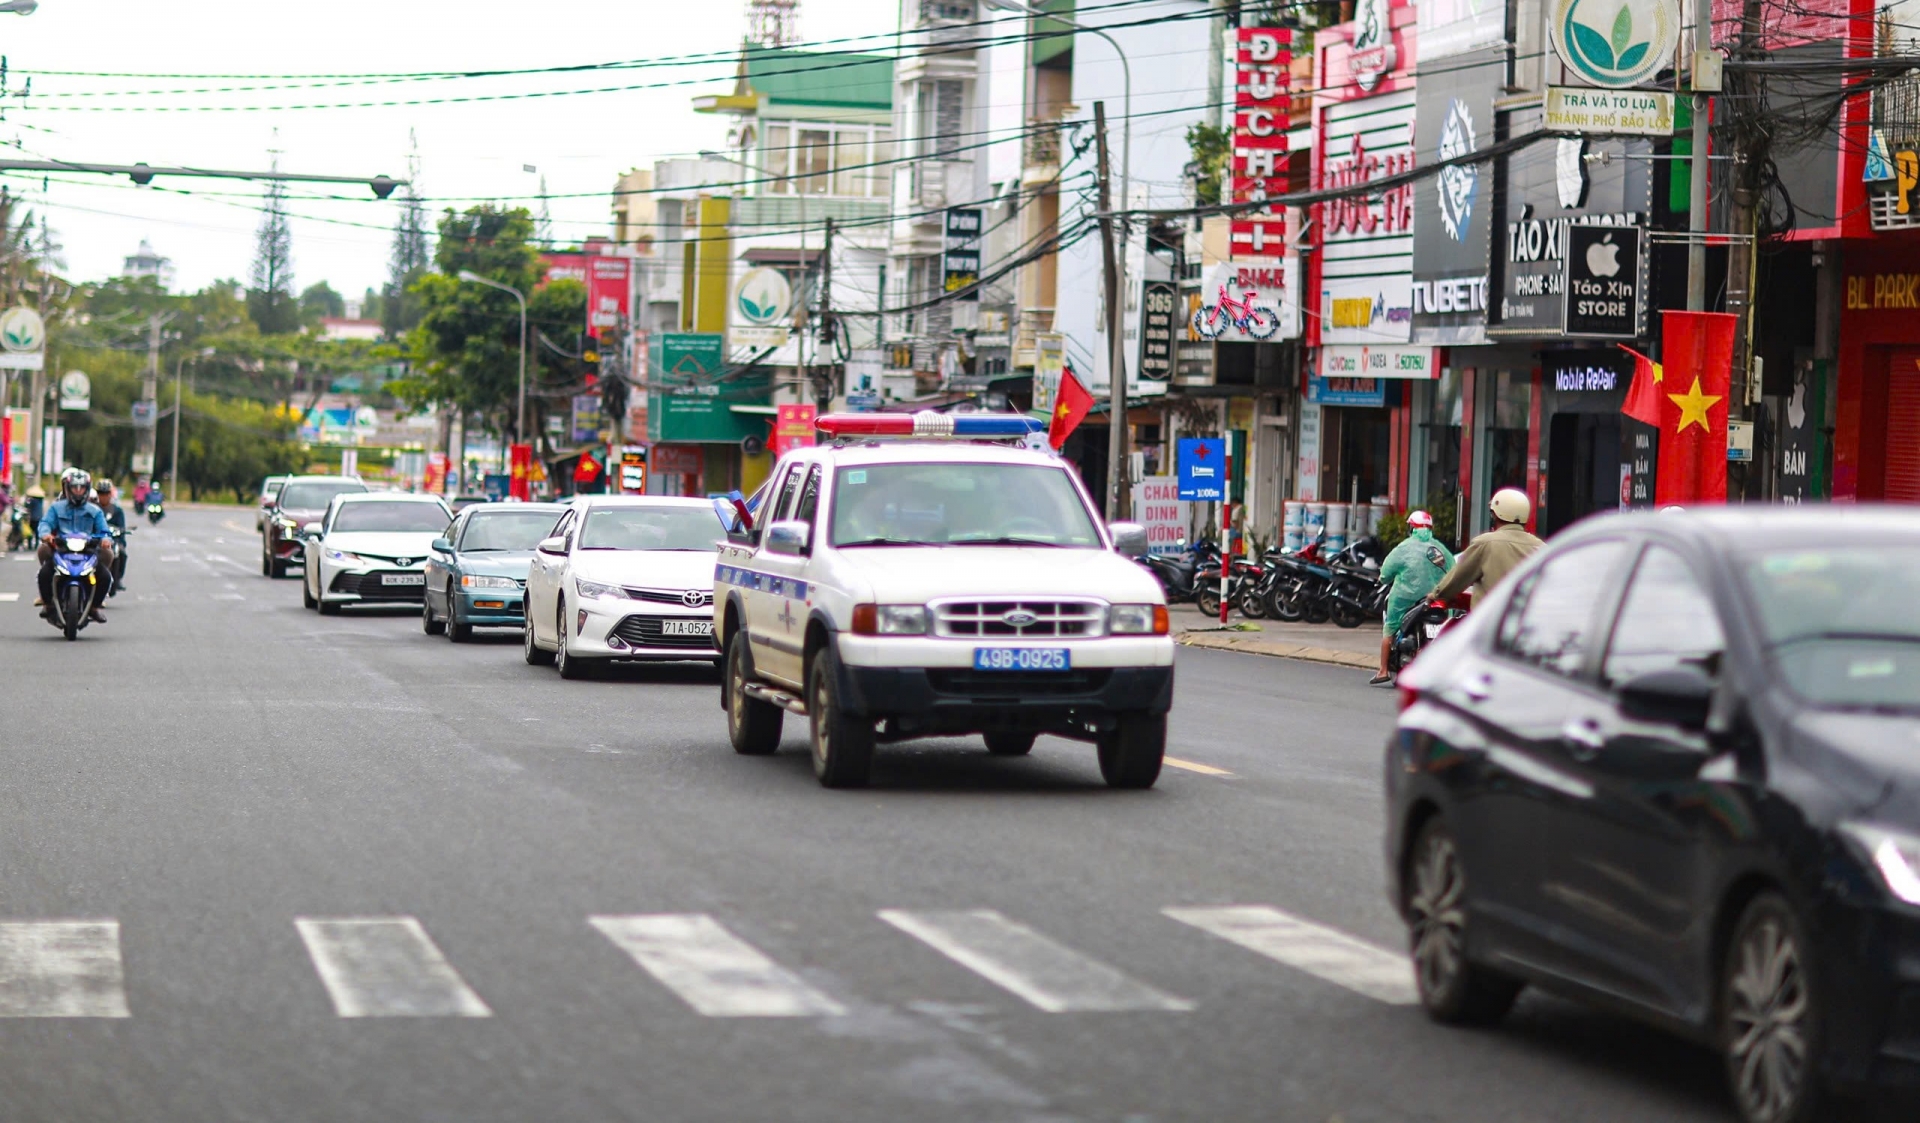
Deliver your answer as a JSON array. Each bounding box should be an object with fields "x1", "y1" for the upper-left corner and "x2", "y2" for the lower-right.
[{"x1": 1387, "y1": 506, "x2": 1920, "y2": 1123}]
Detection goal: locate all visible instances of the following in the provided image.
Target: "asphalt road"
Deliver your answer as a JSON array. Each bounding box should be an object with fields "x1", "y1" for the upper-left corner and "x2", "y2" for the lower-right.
[{"x1": 0, "y1": 506, "x2": 1740, "y2": 1122}]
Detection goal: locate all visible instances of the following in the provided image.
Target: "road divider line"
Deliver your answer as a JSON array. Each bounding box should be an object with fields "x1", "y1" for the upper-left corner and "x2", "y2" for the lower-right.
[
  {"x1": 0, "y1": 921, "x2": 131, "y2": 1017},
  {"x1": 878, "y1": 909, "x2": 1192, "y2": 1013},
  {"x1": 1162, "y1": 905, "x2": 1417, "y2": 1005},
  {"x1": 294, "y1": 917, "x2": 492, "y2": 1018},
  {"x1": 0, "y1": 593, "x2": 18, "y2": 603},
  {"x1": 1163, "y1": 756, "x2": 1233, "y2": 777},
  {"x1": 590, "y1": 914, "x2": 845, "y2": 1017}
]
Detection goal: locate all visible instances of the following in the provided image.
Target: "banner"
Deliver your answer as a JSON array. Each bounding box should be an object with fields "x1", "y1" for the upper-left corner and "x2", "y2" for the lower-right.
[
  {"x1": 772, "y1": 403, "x2": 816, "y2": 459},
  {"x1": 424, "y1": 452, "x2": 449, "y2": 494},
  {"x1": 1131, "y1": 477, "x2": 1189, "y2": 555},
  {"x1": 509, "y1": 443, "x2": 534, "y2": 501},
  {"x1": 1654, "y1": 311, "x2": 1736, "y2": 504}
]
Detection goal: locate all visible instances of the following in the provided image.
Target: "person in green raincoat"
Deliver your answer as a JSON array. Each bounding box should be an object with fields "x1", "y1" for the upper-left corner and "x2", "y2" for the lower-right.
[{"x1": 1372, "y1": 509, "x2": 1453, "y2": 685}]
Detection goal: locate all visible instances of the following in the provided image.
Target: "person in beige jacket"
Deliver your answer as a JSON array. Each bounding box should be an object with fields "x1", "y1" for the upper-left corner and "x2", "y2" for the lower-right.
[{"x1": 1430, "y1": 488, "x2": 1544, "y2": 604}]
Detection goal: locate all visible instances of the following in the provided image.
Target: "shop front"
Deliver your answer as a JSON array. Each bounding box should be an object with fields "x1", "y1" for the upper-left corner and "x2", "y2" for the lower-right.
[{"x1": 1835, "y1": 238, "x2": 1920, "y2": 502}]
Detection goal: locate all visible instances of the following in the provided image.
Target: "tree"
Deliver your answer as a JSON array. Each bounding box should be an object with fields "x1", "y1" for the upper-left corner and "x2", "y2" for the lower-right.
[
  {"x1": 247, "y1": 162, "x2": 298, "y2": 335},
  {"x1": 300, "y1": 280, "x2": 345, "y2": 328},
  {"x1": 384, "y1": 184, "x2": 431, "y2": 339},
  {"x1": 1183, "y1": 123, "x2": 1233, "y2": 208}
]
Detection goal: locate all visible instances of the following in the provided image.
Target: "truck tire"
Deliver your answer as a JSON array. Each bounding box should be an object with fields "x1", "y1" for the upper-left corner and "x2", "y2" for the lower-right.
[
  {"x1": 1097, "y1": 713, "x2": 1165, "y2": 789},
  {"x1": 984, "y1": 731, "x2": 1036, "y2": 756},
  {"x1": 808, "y1": 646, "x2": 873, "y2": 788},
  {"x1": 726, "y1": 631, "x2": 782, "y2": 755}
]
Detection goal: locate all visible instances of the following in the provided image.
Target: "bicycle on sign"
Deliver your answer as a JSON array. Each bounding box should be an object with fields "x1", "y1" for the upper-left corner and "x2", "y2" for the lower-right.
[{"x1": 1190, "y1": 284, "x2": 1279, "y2": 340}]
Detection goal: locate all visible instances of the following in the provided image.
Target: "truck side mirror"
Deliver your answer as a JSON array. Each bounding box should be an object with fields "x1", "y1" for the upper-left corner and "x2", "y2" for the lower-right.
[{"x1": 1109, "y1": 521, "x2": 1149, "y2": 558}]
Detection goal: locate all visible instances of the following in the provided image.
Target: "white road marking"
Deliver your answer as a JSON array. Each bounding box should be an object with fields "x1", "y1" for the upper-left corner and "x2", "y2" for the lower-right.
[
  {"x1": 135, "y1": 595, "x2": 169, "y2": 603},
  {"x1": 1163, "y1": 905, "x2": 1417, "y2": 1005},
  {"x1": 0, "y1": 593, "x2": 18, "y2": 603},
  {"x1": 878, "y1": 909, "x2": 1191, "y2": 1013},
  {"x1": 1163, "y1": 756, "x2": 1233, "y2": 777},
  {"x1": 294, "y1": 917, "x2": 491, "y2": 1018},
  {"x1": 0, "y1": 921, "x2": 131, "y2": 1017},
  {"x1": 590, "y1": 914, "x2": 845, "y2": 1017},
  {"x1": 159, "y1": 555, "x2": 182, "y2": 562},
  {"x1": 212, "y1": 594, "x2": 245, "y2": 601}
]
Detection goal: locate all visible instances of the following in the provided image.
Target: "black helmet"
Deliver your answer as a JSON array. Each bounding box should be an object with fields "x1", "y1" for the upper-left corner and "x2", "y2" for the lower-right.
[{"x1": 59, "y1": 467, "x2": 91, "y2": 500}]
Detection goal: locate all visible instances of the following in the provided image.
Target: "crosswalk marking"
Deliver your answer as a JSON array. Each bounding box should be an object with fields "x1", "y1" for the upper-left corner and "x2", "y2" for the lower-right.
[
  {"x1": 1163, "y1": 905, "x2": 1417, "y2": 1005},
  {"x1": 295, "y1": 918, "x2": 491, "y2": 1018},
  {"x1": 590, "y1": 914, "x2": 845, "y2": 1017},
  {"x1": 878, "y1": 909, "x2": 1191, "y2": 1013},
  {"x1": 0, "y1": 921, "x2": 130, "y2": 1017}
]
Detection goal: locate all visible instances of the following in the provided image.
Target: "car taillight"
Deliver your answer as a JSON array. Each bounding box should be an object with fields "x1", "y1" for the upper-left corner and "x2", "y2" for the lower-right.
[{"x1": 1397, "y1": 684, "x2": 1420, "y2": 712}]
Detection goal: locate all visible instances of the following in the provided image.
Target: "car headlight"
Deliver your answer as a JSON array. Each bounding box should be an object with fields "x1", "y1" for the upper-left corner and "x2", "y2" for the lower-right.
[
  {"x1": 1842, "y1": 823, "x2": 1920, "y2": 905},
  {"x1": 276, "y1": 518, "x2": 299, "y2": 533},
  {"x1": 462, "y1": 574, "x2": 519, "y2": 590},
  {"x1": 324, "y1": 548, "x2": 368, "y2": 566},
  {"x1": 851, "y1": 604, "x2": 928, "y2": 635},
  {"x1": 575, "y1": 578, "x2": 627, "y2": 600},
  {"x1": 1109, "y1": 603, "x2": 1170, "y2": 635}
]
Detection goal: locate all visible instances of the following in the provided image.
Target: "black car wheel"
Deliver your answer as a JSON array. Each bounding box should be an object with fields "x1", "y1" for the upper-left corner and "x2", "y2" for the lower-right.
[
  {"x1": 726, "y1": 631, "x2": 782, "y2": 755},
  {"x1": 447, "y1": 617, "x2": 473, "y2": 643},
  {"x1": 1404, "y1": 818, "x2": 1522, "y2": 1025},
  {"x1": 522, "y1": 613, "x2": 554, "y2": 666},
  {"x1": 1096, "y1": 713, "x2": 1165, "y2": 789},
  {"x1": 556, "y1": 601, "x2": 596, "y2": 680},
  {"x1": 422, "y1": 599, "x2": 445, "y2": 636},
  {"x1": 808, "y1": 647, "x2": 873, "y2": 788},
  {"x1": 984, "y1": 731, "x2": 1036, "y2": 756},
  {"x1": 1721, "y1": 892, "x2": 1827, "y2": 1123}
]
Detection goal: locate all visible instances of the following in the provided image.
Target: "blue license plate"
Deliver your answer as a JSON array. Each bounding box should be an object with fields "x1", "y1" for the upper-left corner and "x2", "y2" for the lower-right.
[{"x1": 972, "y1": 647, "x2": 1070, "y2": 672}]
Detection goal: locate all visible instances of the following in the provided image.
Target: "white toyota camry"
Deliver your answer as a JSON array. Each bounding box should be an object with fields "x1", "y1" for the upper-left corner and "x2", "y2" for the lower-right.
[
  {"x1": 302, "y1": 492, "x2": 454, "y2": 615},
  {"x1": 522, "y1": 495, "x2": 723, "y2": 678}
]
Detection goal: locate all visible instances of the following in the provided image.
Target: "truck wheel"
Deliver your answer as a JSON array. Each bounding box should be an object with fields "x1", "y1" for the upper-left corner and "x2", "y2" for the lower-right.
[
  {"x1": 984, "y1": 731, "x2": 1036, "y2": 756},
  {"x1": 808, "y1": 647, "x2": 873, "y2": 788},
  {"x1": 726, "y1": 631, "x2": 782, "y2": 755},
  {"x1": 1097, "y1": 713, "x2": 1165, "y2": 789}
]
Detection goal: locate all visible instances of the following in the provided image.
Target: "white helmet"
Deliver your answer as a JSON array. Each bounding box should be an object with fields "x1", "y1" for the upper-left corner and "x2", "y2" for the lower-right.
[{"x1": 1489, "y1": 487, "x2": 1531, "y2": 524}]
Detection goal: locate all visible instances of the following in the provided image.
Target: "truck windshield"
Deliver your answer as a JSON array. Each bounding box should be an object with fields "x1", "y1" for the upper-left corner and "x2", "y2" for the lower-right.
[{"x1": 830, "y1": 462, "x2": 1102, "y2": 548}]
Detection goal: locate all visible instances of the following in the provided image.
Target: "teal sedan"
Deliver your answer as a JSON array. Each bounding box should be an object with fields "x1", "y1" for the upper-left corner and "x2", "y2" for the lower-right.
[{"x1": 422, "y1": 502, "x2": 566, "y2": 642}]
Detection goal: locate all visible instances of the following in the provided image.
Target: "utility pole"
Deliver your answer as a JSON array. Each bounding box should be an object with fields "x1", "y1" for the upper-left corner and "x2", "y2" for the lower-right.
[
  {"x1": 817, "y1": 217, "x2": 834, "y2": 410},
  {"x1": 1724, "y1": 0, "x2": 1767, "y2": 498},
  {"x1": 133, "y1": 313, "x2": 172, "y2": 494},
  {"x1": 1684, "y1": 0, "x2": 1713, "y2": 311},
  {"x1": 1094, "y1": 101, "x2": 1130, "y2": 521},
  {"x1": 169, "y1": 353, "x2": 184, "y2": 494}
]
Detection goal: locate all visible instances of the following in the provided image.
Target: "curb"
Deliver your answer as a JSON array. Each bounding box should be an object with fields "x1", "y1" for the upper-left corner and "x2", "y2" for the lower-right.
[{"x1": 1176, "y1": 631, "x2": 1377, "y2": 669}]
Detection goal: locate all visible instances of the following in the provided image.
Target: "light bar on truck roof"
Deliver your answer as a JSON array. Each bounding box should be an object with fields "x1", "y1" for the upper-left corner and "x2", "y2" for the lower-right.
[{"x1": 814, "y1": 411, "x2": 1047, "y2": 439}]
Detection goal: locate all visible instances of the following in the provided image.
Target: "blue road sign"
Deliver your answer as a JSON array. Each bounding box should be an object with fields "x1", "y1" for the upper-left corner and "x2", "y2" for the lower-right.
[{"x1": 1176, "y1": 438, "x2": 1226, "y2": 501}]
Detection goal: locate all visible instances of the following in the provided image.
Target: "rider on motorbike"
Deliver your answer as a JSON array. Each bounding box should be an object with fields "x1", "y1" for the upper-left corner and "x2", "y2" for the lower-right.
[
  {"x1": 96, "y1": 478, "x2": 128, "y2": 593},
  {"x1": 36, "y1": 467, "x2": 113, "y2": 624},
  {"x1": 1372, "y1": 509, "x2": 1453, "y2": 685},
  {"x1": 1430, "y1": 487, "x2": 1543, "y2": 605}
]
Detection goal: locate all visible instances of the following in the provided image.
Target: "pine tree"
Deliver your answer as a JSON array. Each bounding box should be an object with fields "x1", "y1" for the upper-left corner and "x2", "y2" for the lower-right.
[
  {"x1": 384, "y1": 135, "x2": 430, "y2": 339},
  {"x1": 247, "y1": 153, "x2": 298, "y2": 335}
]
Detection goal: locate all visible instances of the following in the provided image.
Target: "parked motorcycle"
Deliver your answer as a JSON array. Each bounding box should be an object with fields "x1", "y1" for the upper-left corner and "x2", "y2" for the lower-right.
[
  {"x1": 1322, "y1": 536, "x2": 1386, "y2": 629},
  {"x1": 1139, "y1": 540, "x2": 1223, "y2": 608},
  {"x1": 45, "y1": 535, "x2": 103, "y2": 640}
]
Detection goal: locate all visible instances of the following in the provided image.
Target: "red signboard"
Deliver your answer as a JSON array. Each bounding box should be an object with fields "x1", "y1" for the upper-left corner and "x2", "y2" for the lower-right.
[
  {"x1": 424, "y1": 452, "x2": 448, "y2": 494},
  {"x1": 1231, "y1": 28, "x2": 1292, "y2": 260},
  {"x1": 542, "y1": 253, "x2": 633, "y2": 340},
  {"x1": 772, "y1": 404, "x2": 817, "y2": 459}
]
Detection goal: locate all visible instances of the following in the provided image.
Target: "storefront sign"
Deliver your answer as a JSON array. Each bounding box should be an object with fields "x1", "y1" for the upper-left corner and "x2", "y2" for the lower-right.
[
  {"x1": 1297, "y1": 402, "x2": 1322, "y2": 501},
  {"x1": 1317, "y1": 91, "x2": 1417, "y2": 345},
  {"x1": 1418, "y1": 0, "x2": 1506, "y2": 59},
  {"x1": 1176, "y1": 437, "x2": 1227, "y2": 501},
  {"x1": 59, "y1": 371, "x2": 91, "y2": 412},
  {"x1": 772, "y1": 403, "x2": 816, "y2": 459},
  {"x1": 1309, "y1": 376, "x2": 1387, "y2": 406},
  {"x1": 0, "y1": 306, "x2": 45, "y2": 371},
  {"x1": 1544, "y1": 87, "x2": 1675, "y2": 136},
  {"x1": 732, "y1": 267, "x2": 792, "y2": 348},
  {"x1": 649, "y1": 331, "x2": 766, "y2": 444},
  {"x1": 1197, "y1": 260, "x2": 1301, "y2": 342},
  {"x1": 1778, "y1": 359, "x2": 1825, "y2": 502},
  {"x1": 943, "y1": 208, "x2": 982, "y2": 298},
  {"x1": 1230, "y1": 27, "x2": 1292, "y2": 259},
  {"x1": 1137, "y1": 280, "x2": 1178, "y2": 380},
  {"x1": 1563, "y1": 225, "x2": 1643, "y2": 337},
  {"x1": 1548, "y1": 0, "x2": 1680, "y2": 89},
  {"x1": 1317, "y1": 343, "x2": 1436, "y2": 379},
  {"x1": 1843, "y1": 272, "x2": 1920, "y2": 309},
  {"x1": 1412, "y1": 47, "x2": 1502, "y2": 345},
  {"x1": 588, "y1": 257, "x2": 630, "y2": 335},
  {"x1": 5, "y1": 408, "x2": 28, "y2": 473},
  {"x1": 1032, "y1": 332, "x2": 1065, "y2": 414},
  {"x1": 571, "y1": 393, "x2": 602, "y2": 444},
  {"x1": 1348, "y1": 0, "x2": 1398, "y2": 90},
  {"x1": 1132, "y1": 476, "x2": 1189, "y2": 555}
]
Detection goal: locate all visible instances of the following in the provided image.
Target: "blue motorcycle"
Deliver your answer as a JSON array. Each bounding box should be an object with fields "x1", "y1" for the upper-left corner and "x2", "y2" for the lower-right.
[{"x1": 47, "y1": 534, "x2": 104, "y2": 640}]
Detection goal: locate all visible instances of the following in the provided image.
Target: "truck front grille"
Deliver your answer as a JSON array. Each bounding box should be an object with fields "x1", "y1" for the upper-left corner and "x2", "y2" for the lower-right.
[{"x1": 931, "y1": 599, "x2": 1106, "y2": 639}]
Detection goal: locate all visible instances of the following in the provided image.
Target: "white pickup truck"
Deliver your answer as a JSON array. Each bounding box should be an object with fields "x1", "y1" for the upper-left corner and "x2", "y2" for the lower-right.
[{"x1": 713, "y1": 417, "x2": 1175, "y2": 790}]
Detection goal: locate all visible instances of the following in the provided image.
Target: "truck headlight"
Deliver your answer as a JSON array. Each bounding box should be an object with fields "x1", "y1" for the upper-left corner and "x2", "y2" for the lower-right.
[
  {"x1": 575, "y1": 578, "x2": 626, "y2": 600},
  {"x1": 1109, "y1": 604, "x2": 1170, "y2": 635},
  {"x1": 851, "y1": 604, "x2": 927, "y2": 635},
  {"x1": 1842, "y1": 823, "x2": 1920, "y2": 905},
  {"x1": 462, "y1": 574, "x2": 519, "y2": 590}
]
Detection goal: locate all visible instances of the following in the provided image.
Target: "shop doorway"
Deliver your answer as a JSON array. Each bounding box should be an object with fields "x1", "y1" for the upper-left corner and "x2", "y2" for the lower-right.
[
  {"x1": 1544, "y1": 412, "x2": 1622, "y2": 535},
  {"x1": 1328, "y1": 406, "x2": 1391, "y2": 504},
  {"x1": 1888, "y1": 347, "x2": 1920, "y2": 501}
]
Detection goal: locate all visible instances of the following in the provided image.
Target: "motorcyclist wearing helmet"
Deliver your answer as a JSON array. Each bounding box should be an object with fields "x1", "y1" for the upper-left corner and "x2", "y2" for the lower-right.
[
  {"x1": 95, "y1": 478, "x2": 128, "y2": 594},
  {"x1": 1430, "y1": 487, "x2": 1544, "y2": 604},
  {"x1": 35, "y1": 467, "x2": 113, "y2": 623},
  {"x1": 1372, "y1": 509, "x2": 1454, "y2": 686}
]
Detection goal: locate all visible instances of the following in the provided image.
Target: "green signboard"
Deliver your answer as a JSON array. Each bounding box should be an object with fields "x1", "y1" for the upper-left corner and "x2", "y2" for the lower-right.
[{"x1": 648, "y1": 332, "x2": 770, "y2": 443}]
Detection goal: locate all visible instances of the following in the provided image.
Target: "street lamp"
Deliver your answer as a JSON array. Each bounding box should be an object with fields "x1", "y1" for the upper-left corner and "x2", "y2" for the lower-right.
[
  {"x1": 981, "y1": 0, "x2": 1130, "y2": 212},
  {"x1": 455, "y1": 270, "x2": 528, "y2": 457}
]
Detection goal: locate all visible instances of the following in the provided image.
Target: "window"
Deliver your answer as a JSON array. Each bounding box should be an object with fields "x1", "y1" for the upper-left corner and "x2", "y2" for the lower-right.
[
  {"x1": 331, "y1": 502, "x2": 450, "y2": 534},
  {"x1": 578, "y1": 506, "x2": 723, "y2": 551},
  {"x1": 830, "y1": 462, "x2": 1103, "y2": 548},
  {"x1": 1602, "y1": 546, "x2": 1726, "y2": 687},
  {"x1": 793, "y1": 466, "x2": 822, "y2": 526},
  {"x1": 280, "y1": 481, "x2": 367, "y2": 510},
  {"x1": 1494, "y1": 540, "x2": 1626, "y2": 678},
  {"x1": 795, "y1": 129, "x2": 832, "y2": 194},
  {"x1": 460, "y1": 510, "x2": 564, "y2": 551},
  {"x1": 770, "y1": 467, "x2": 804, "y2": 523},
  {"x1": 765, "y1": 124, "x2": 892, "y2": 198},
  {"x1": 554, "y1": 510, "x2": 578, "y2": 549}
]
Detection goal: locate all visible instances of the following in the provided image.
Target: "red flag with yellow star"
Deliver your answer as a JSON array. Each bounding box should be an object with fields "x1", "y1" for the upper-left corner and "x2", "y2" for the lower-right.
[
  {"x1": 1655, "y1": 311, "x2": 1737, "y2": 505},
  {"x1": 1048, "y1": 365, "x2": 1096, "y2": 450}
]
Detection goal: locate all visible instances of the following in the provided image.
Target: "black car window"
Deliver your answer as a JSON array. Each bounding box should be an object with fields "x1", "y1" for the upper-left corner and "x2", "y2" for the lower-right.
[
  {"x1": 770, "y1": 466, "x2": 804, "y2": 523},
  {"x1": 555, "y1": 510, "x2": 578, "y2": 549},
  {"x1": 1602, "y1": 545, "x2": 1726, "y2": 687},
  {"x1": 793, "y1": 466, "x2": 822, "y2": 527},
  {"x1": 1494, "y1": 540, "x2": 1627, "y2": 679}
]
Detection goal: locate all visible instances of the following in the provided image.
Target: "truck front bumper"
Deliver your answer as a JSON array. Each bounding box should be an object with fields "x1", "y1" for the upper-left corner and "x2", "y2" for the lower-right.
[{"x1": 832, "y1": 662, "x2": 1174, "y2": 738}]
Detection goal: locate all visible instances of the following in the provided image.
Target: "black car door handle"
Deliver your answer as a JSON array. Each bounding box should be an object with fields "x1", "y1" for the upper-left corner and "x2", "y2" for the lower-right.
[{"x1": 1562, "y1": 718, "x2": 1606, "y2": 759}]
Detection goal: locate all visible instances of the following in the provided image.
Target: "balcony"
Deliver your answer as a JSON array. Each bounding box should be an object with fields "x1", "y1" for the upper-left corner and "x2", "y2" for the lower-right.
[
  {"x1": 1868, "y1": 67, "x2": 1920, "y2": 230},
  {"x1": 1022, "y1": 121, "x2": 1066, "y2": 183},
  {"x1": 730, "y1": 195, "x2": 889, "y2": 229},
  {"x1": 1012, "y1": 306, "x2": 1055, "y2": 369}
]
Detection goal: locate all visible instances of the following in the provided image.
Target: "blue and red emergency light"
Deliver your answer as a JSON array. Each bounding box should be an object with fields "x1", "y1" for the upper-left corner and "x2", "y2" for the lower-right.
[{"x1": 814, "y1": 412, "x2": 1046, "y2": 439}]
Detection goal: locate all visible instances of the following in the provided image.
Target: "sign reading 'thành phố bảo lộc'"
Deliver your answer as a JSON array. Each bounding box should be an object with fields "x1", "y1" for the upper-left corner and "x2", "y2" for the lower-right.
[{"x1": 1544, "y1": 87, "x2": 1674, "y2": 136}]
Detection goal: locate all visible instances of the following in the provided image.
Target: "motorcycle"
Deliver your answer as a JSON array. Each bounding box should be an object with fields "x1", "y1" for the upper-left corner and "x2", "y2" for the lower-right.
[
  {"x1": 145, "y1": 498, "x2": 165, "y2": 525},
  {"x1": 1322, "y1": 536, "x2": 1386, "y2": 629},
  {"x1": 107, "y1": 522, "x2": 133, "y2": 597},
  {"x1": 5, "y1": 506, "x2": 29, "y2": 552},
  {"x1": 1139, "y1": 540, "x2": 1222, "y2": 608},
  {"x1": 46, "y1": 534, "x2": 103, "y2": 640},
  {"x1": 1389, "y1": 595, "x2": 1470, "y2": 674}
]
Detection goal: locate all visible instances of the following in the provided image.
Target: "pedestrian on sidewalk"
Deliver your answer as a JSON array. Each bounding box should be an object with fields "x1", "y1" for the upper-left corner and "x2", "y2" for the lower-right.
[{"x1": 1372, "y1": 510, "x2": 1453, "y2": 686}]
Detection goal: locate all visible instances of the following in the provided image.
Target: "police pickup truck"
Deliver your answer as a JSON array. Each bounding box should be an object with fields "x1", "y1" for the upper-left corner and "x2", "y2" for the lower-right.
[{"x1": 713, "y1": 412, "x2": 1175, "y2": 789}]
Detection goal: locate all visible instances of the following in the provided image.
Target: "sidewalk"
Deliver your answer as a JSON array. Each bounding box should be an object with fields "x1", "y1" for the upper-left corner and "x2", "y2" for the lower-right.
[{"x1": 1169, "y1": 604, "x2": 1379, "y2": 671}]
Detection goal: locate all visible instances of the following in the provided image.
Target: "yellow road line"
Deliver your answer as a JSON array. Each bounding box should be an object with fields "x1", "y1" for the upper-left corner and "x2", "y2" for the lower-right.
[{"x1": 1163, "y1": 756, "x2": 1234, "y2": 777}]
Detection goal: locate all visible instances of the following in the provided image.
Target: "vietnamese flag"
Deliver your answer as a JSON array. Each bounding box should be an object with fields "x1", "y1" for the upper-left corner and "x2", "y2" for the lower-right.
[
  {"x1": 1619, "y1": 344, "x2": 1664, "y2": 427},
  {"x1": 1049, "y1": 365, "x2": 1096, "y2": 450},
  {"x1": 1653, "y1": 311, "x2": 1737, "y2": 505}
]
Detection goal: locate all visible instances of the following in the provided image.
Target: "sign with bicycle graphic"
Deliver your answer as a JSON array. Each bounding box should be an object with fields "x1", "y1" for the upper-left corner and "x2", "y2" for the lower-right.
[{"x1": 1188, "y1": 260, "x2": 1301, "y2": 343}]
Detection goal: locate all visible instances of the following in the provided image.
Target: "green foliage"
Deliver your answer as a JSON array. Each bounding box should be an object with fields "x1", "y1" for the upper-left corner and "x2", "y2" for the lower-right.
[
  {"x1": 249, "y1": 172, "x2": 299, "y2": 335},
  {"x1": 300, "y1": 281, "x2": 345, "y2": 328},
  {"x1": 1375, "y1": 509, "x2": 1410, "y2": 552},
  {"x1": 1184, "y1": 123, "x2": 1233, "y2": 207},
  {"x1": 385, "y1": 187, "x2": 431, "y2": 339}
]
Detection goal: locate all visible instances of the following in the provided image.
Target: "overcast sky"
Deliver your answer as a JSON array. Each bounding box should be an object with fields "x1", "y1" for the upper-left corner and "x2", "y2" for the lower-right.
[{"x1": 2, "y1": 0, "x2": 883, "y2": 304}]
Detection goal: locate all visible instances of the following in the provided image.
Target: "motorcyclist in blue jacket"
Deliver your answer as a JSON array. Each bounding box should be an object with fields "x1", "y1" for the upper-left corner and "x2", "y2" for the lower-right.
[{"x1": 36, "y1": 467, "x2": 113, "y2": 622}]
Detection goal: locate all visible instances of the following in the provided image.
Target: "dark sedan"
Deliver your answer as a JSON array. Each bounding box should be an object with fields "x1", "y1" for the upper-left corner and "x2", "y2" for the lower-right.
[
  {"x1": 261, "y1": 476, "x2": 368, "y2": 578},
  {"x1": 421, "y1": 502, "x2": 564, "y2": 641},
  {"x1": 1386, "y1": 507, "x2": 1920, "y2": 1123}
]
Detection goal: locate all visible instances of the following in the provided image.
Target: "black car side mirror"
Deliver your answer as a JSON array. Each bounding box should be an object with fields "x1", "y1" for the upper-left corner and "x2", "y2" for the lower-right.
[{"x1": 1618, "y1": 665, "x2": 1715, "y2": 731}]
